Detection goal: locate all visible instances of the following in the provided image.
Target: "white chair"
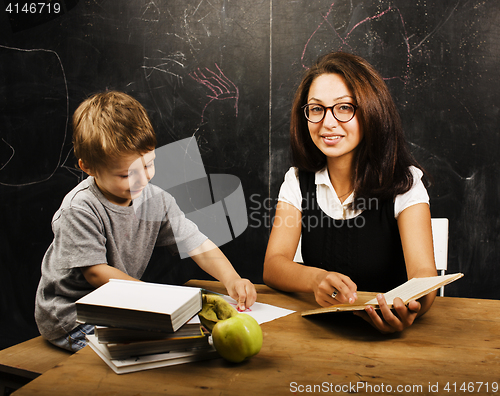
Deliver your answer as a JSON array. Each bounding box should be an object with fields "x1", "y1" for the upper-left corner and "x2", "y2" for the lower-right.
[
  {"x1": 293, "y1": 237, "x2": 303, "y2": 263},
  {"x1": 431, "y1": 218, "x2": 449, "y2": 296}
]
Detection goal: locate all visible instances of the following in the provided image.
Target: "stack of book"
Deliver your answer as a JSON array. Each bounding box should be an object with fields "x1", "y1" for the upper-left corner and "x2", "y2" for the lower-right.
[{"x1": 76, "y1": 279, "x2": 218, "y2": 374}]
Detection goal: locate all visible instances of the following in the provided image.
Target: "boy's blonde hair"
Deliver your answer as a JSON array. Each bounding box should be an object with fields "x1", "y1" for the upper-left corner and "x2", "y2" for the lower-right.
[{"x1": 73, "y1": 91, "x2": 157, "y2": 172}]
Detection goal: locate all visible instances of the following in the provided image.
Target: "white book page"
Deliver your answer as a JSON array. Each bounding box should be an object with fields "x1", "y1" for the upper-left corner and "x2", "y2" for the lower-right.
[{"x1": 365, "y1": 274, "x2": 463, "y2": 305}]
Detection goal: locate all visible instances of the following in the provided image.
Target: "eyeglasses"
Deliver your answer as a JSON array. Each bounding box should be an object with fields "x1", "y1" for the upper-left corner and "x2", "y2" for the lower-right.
[{"x1": 302, "y1": 103, "x2": 357, "y2": 123}]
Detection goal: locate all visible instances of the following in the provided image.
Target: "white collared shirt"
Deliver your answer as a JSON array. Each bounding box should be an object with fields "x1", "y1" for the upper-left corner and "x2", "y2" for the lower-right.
[{"x1": 278, "y1": 166, "x2": 429, "y2": 220}]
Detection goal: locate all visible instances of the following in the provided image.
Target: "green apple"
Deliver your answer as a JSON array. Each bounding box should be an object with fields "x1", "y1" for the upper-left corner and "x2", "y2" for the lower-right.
[{"x1": 211, "y1": 313, "x2": 263, "y2": 363}]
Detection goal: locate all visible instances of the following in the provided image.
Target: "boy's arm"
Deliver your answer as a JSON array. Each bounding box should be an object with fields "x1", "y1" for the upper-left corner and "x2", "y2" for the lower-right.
[
  {"x1": 189, "y1": 240, "x2": 257, "y2": 311},
  {"x1": 81, "y1": 264, "x2": 140, "y2": 289}
]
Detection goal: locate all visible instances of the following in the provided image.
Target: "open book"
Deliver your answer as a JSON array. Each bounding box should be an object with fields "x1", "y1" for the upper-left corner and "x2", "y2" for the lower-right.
[{"x1": 302, "y1": 273, "x2": 464, "y2": 316}]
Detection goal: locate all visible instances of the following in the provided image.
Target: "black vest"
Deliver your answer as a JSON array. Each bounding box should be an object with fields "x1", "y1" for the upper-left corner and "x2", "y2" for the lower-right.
[{"x1": 299, "y1": 170, "x2": 407, "y2": 292}]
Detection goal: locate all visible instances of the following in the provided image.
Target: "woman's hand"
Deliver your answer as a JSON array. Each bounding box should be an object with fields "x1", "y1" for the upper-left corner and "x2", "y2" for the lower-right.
[
  {"x1": 354, "y1": 294, "x2": 421, "y2": 333},
  {"x1": 225, "y1": 278, "x2": 257, "y2": 312},
  {"x1": 313, "y1": 271, "x2": 358, "y2": 307}
]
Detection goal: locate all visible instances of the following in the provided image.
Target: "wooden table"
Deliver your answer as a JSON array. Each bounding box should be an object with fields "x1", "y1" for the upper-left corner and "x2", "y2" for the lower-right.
[
  {"x1": 0, "y1": 336, "x2": 71, "y2": 395},
  {"x1": 12, "y1": 281, "x2": 500, "y2": 395}
]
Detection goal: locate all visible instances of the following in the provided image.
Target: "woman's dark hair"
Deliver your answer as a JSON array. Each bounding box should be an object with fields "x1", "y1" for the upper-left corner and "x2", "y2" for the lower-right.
[{"x1": 290, "y1": 51, "x2": 425, "y2": 207}]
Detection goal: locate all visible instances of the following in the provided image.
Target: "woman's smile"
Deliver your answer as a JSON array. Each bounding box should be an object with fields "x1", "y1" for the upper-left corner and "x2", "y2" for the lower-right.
[{"x1": 307, "y1": 73, "x2": 363, "y2": 164}]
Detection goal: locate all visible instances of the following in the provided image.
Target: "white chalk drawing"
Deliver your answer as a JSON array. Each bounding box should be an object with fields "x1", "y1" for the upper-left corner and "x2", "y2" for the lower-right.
[{"x1": 0, "y1": 45, "x2": 71, "y2": 186}]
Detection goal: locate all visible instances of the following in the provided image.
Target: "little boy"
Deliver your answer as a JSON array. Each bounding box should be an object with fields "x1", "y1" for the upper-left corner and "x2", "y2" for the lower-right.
[{"x1": 35, "y1": 91, "x2": 257, "y2": 352}]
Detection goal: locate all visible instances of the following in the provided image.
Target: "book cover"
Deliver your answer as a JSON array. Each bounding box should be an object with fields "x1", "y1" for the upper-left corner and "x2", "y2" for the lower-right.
[
  {"x1": 94, "y1": 321, "x2": 204, "y2": 344},
  {"x1": 76, "y1": 279, "x2": 202, "y2": 332}
]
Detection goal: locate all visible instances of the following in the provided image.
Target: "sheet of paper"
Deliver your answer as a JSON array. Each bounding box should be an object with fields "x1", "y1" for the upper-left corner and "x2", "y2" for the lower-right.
[
  {"x1": 365, "y1": 274, "x2": 463, "y2": 305},
  {"x1": 188, "y1": 295, "x2": 295, "y2": 325}
]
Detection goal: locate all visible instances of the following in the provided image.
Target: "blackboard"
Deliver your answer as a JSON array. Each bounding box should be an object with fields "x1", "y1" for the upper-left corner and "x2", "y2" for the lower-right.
[{"x1": 1, "y1": 0, "x2": 499, "y2": 349}]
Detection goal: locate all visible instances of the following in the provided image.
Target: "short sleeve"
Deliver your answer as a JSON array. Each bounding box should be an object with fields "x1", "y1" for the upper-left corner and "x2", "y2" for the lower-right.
[
  {"x1": 51, "y1": 207, "x2": 107, "y2": 269},
  {"x1": 277, "y1": 167, "x2": 302, "y2": 212},
  {"x1": 394, "y1": 166, "x2": 430, "y2": 219}
]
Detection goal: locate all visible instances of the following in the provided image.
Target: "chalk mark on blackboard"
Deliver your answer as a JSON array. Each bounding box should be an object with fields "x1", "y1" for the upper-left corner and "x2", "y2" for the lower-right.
[
  {"x1": 301, "y1": 3, "x2": 411, "y2": 84},
  {"x1": 142, "y1": 50, "x2": 186, "y2": 80},
  {"x1": 451, "y1": 93, "x2": 479, "y2": 132},
  {"x1": 301, "y1": 2, "x2": 341, "y2": 63},
  {"x1": 189, "y1": 63, "x2": 239, "y2": 123},
  {"x1": 127, "y1": 1, "x2": 161, "y2": 25},
  {"x1": 344, "y1": 7, "x2": 394, "y2": 41},
  {"x1": 138, "y1": 1, "x2": 160, "y2": 23},
  {"x1": 60, "y1": 147, "x2": 86, "y2": 183},
  {"x1": 411, "y1": 0, "x2": 460, "y2": 51},
  {"x1": 0, "y1": 45, "x2": 70, "y2": 187},
  {"x1": 0, "y1": 138, "x2": 15, "y2": 171}
]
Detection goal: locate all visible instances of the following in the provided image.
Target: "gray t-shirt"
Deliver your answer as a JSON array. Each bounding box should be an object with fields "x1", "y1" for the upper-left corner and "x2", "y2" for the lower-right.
[{"x1": 35, "y1": 176, "x2": 207, "y2": 340}]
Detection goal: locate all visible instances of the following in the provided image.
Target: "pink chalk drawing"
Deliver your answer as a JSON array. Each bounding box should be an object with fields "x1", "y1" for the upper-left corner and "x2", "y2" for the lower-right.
[
  {"x1": 301, "y1": 2, "x2": 411, "y2": 84},
  {"x1": 189, "y1": 63, "x2": 239, "y2": 122}
]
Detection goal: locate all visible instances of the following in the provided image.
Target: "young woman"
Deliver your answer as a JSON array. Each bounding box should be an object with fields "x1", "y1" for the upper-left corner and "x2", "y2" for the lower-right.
[{"x1": 263, "y1": 52, "x2": 437, "y2": 333}]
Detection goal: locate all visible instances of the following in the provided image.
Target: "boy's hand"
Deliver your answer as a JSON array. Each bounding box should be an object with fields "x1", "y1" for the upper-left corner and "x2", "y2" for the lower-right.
[
  {"x1": 226, "y1": 278, "x2": 257, "y2": 311},
  {"x1": 188, "y1": 240, "x2": 257, "y2": 310}
]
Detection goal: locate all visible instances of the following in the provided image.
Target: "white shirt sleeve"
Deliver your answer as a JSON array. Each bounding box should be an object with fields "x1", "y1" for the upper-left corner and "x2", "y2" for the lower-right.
[
  {"x1": 394, "y1": 166, "x2": 430, "y2": 219},
  {"x1": 277, "y1": 167, "x2": 302, "y2": 211}
]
